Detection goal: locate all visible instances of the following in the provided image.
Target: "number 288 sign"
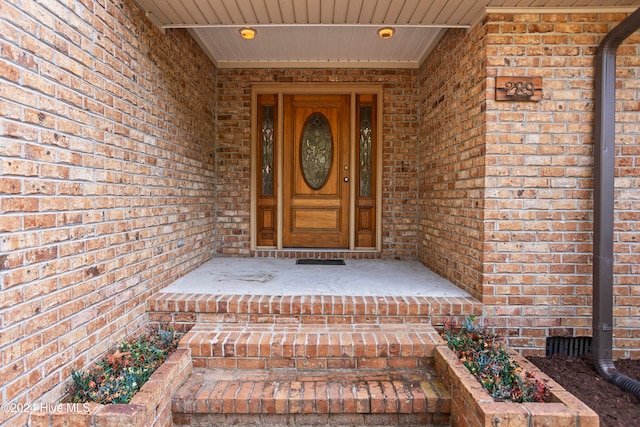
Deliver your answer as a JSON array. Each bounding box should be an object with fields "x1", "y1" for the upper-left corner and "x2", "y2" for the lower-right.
[{"x1": 496, "y1": 77, "x2": 542, "y2": 101}]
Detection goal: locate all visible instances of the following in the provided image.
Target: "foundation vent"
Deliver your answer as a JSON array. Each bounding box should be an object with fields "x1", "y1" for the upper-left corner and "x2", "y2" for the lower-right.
[{"x1": 546, "y1": 337, "x2": 592, "y2": 357}]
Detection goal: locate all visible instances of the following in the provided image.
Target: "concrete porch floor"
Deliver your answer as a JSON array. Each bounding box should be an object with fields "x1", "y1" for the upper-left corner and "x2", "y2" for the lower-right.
[{"x1": 161, "y1": 258, "x2": 470, "y2": 297}]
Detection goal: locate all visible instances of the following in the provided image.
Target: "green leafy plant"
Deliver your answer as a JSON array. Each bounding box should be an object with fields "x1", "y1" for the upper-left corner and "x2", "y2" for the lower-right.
[
  {"x1": 66, "y1": 323, "x2": 179, "y2": 404},
  {"x1": 443, "y1": 316, "x2": 550, "y2": 403}
]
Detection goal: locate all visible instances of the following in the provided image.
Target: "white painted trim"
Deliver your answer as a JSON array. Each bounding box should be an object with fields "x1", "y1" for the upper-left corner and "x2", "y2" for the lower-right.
[
  {"x1": 485, "y1": 6, "x2": 639, "y2": 15},
  {"x1": 216, "y1": 61, "x2": 420, "y2": 69},
  {"x1": 187, "y1": 29, "x2": 218, "y2": 67},
  {"x1": 145, "y1": 12, "x2": 166, "y2": 34},
  {"x1": 163, "y1": 23, "x2": 470, "y2": 30},
  {"x1": 417, "y1": 28, "x2": 449, "y2": 67}
]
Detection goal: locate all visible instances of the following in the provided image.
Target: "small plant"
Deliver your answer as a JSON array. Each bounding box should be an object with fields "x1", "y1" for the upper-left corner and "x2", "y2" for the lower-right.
[
  {"x1": 443, "y1": 316, "x2": 550, "y2": 403},
  {"x1": 66, "y1": 323, "x2": 179, "y2": 404}
]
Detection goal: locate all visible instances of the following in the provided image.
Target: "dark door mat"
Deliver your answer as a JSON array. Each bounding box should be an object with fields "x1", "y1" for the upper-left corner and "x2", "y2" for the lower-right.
[{"x1": 296, "y1": 259, "x2": 346, "y2": 266}]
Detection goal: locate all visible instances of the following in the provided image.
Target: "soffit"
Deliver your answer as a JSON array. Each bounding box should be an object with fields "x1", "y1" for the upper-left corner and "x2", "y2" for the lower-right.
[{"x1": 134, "y1": 0, "x2": 640, "y2": 68}]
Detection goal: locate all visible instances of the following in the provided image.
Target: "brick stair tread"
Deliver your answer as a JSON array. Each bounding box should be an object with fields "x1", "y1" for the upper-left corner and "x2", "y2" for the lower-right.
[
  {"x1": 172, "y1": 368, "x2": 451, "y2": 415},
  {"x1": 179, "y1": 322, "x2": 444, "y2": 360},
  {"x1": 150, "y1": 293, "x2": 480, "y2": 316}
]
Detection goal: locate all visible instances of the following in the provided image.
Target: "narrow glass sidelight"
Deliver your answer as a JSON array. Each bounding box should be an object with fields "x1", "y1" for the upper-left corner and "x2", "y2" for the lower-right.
[
  {"x1": 355, "y1": 94, "x2": 376, "y2": 249},
  {"x1": 301, "y1": 113, "x2": 332, "y2": 190},
  {"x1": 359, "y1": 106, "x2": 372, "y2": 197},
  {"x1": 261, "y1": 105, "x2": 274, "y2": 196},
  {"x1": 256, "y1": 94, "x2": 277, "y2": 248}
]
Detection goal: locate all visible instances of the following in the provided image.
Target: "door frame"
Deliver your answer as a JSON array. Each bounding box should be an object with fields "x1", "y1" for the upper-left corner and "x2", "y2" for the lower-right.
[{"x1": 250, "y1": 83, "x2": 383, "y2": 252}]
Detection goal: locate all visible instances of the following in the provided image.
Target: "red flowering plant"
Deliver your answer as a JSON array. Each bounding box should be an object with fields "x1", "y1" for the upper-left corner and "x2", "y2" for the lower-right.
[
  {"x1": 66, "y1": 323, "x2": 179, "y2": 404},
  {"x1": 443, "y1": 316, "x2": 550, "y2": 403}
]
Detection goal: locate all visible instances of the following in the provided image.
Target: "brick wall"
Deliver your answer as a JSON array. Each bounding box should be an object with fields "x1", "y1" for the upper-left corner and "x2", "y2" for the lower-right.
[
  {"x1": 418, "y1": 12, "x2": 640, "y2": 356},
  {"x1": 214, "y1": 68, "x2": 420, "y2": 258},
  {"x1": 417, "y1": 26, "x2": 487, "y2": 300},
  {"x1": 0, "y1": 0, "x2": 216, "y2": 424},
  {"x1": 484, "y1": 12, "x2": 640, "y2": 357}
]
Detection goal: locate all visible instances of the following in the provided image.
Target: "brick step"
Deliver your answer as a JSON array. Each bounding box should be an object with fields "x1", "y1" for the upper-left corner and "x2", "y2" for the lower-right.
[
  {"x1": 179, "y1": 322, "x2": 444, "y2": 370},
  {"x1": 147, "y1": 293, "x2": 482, "y2": 332},
  {"x1": 171, "y1": 368, "x2": 451, "y2": 426}
]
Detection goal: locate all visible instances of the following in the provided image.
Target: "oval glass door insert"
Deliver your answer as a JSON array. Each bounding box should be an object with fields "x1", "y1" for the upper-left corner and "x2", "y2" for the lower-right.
[{"x1": 301, "y1": 113, "x2": 332, "y2": 190}]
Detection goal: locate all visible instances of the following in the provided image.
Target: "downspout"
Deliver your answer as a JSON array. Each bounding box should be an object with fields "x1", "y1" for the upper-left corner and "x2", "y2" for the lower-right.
[{"x1": 593, "y1": 7, "x2": 640, "y2": 399}]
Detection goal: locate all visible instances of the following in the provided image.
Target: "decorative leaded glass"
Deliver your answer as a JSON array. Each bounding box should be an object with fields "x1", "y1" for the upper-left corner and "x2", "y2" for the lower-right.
[
  {"x1": 261, "y1": 105, "x2": 274, "y2": 196},
  {"x1": 301, "y1": 113, "x2": 332, "y2": 190},
  {"x1": 359, "y1": 106, "x2": 372, "y2": 197}
]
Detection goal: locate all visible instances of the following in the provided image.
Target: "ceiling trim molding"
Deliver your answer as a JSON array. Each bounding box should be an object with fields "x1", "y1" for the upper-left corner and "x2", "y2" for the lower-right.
[
  {"x1": 163, "y1": 23, "x2": 471, "y2": 30},
  {"x1": 214, "y1": 60, "x2": 421, "y2": 69},
  {"x1": 187, "y1": 29, "x2": 218, "y2": 67},
  {"x1": 417, "y1": 28, "x2": 449, "y2": 66},
  {"x1": 143, "y1": 11, "x2": 165, "y2": 34},
  {"x1": 485, "y1": 6, "x2": 640, "y2": 15}
]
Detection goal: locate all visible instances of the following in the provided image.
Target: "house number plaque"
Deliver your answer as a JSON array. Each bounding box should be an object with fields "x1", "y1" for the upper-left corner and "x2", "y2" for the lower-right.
[{"x1": 496, "y1": 76, "x2": 542, "y2": 101}]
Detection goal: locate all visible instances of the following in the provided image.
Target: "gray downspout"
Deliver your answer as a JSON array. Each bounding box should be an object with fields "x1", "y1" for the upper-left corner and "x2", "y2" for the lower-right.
[{"x1": 593, "y1": 7, "x2": 640, "y2": 399}]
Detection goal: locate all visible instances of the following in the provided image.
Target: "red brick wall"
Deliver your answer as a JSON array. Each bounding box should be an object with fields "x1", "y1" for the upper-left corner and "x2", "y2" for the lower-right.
[
  {"x1": 214, "y1": 69, "x2": 420, "y2": 258},
  {"x1": 417, "y1": 26, "x2": 487, "y2": 300},
  {"x1": 0, "y1": 0, "x2": 216, "y2": 424},
  {"x1": 419, "y1": 12, "x2": 640, "y2": 357},
  {"x1": 484, "y1": 12, "x2": 640, "y2": 357}
]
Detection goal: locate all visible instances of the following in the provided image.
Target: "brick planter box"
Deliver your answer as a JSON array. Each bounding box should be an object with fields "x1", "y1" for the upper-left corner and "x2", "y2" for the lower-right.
[
  {"x1": 30, "y1": 348, "x2": 191, "y2": 427},
  {"x1": 435, "y1": 344, "x2": 599, "y2": 427}
]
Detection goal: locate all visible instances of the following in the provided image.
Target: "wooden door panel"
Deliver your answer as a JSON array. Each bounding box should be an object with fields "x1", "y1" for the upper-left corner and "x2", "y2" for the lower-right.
[
  {"x1": 283, "y1": 94, "x2": 349, "y2": 248},
  {"x1": 292, "y1": 208, "x2": 340, "y2": 230}
]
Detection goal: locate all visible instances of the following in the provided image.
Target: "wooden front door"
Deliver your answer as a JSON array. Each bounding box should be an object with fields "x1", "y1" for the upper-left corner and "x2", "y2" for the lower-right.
[{"x1": 283, "y1": 94, "x2": 350, "y2": 248}]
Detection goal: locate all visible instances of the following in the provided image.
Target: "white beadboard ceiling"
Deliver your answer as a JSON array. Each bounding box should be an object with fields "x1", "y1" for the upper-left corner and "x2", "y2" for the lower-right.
[{"x1": 134, "y1": 0, "x2": 640, "y2": 68}]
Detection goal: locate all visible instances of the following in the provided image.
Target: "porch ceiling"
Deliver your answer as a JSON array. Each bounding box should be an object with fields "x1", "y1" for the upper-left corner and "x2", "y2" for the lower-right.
[{"x1": 134, "y1": 0, "x2": 640, "y2": 69}]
